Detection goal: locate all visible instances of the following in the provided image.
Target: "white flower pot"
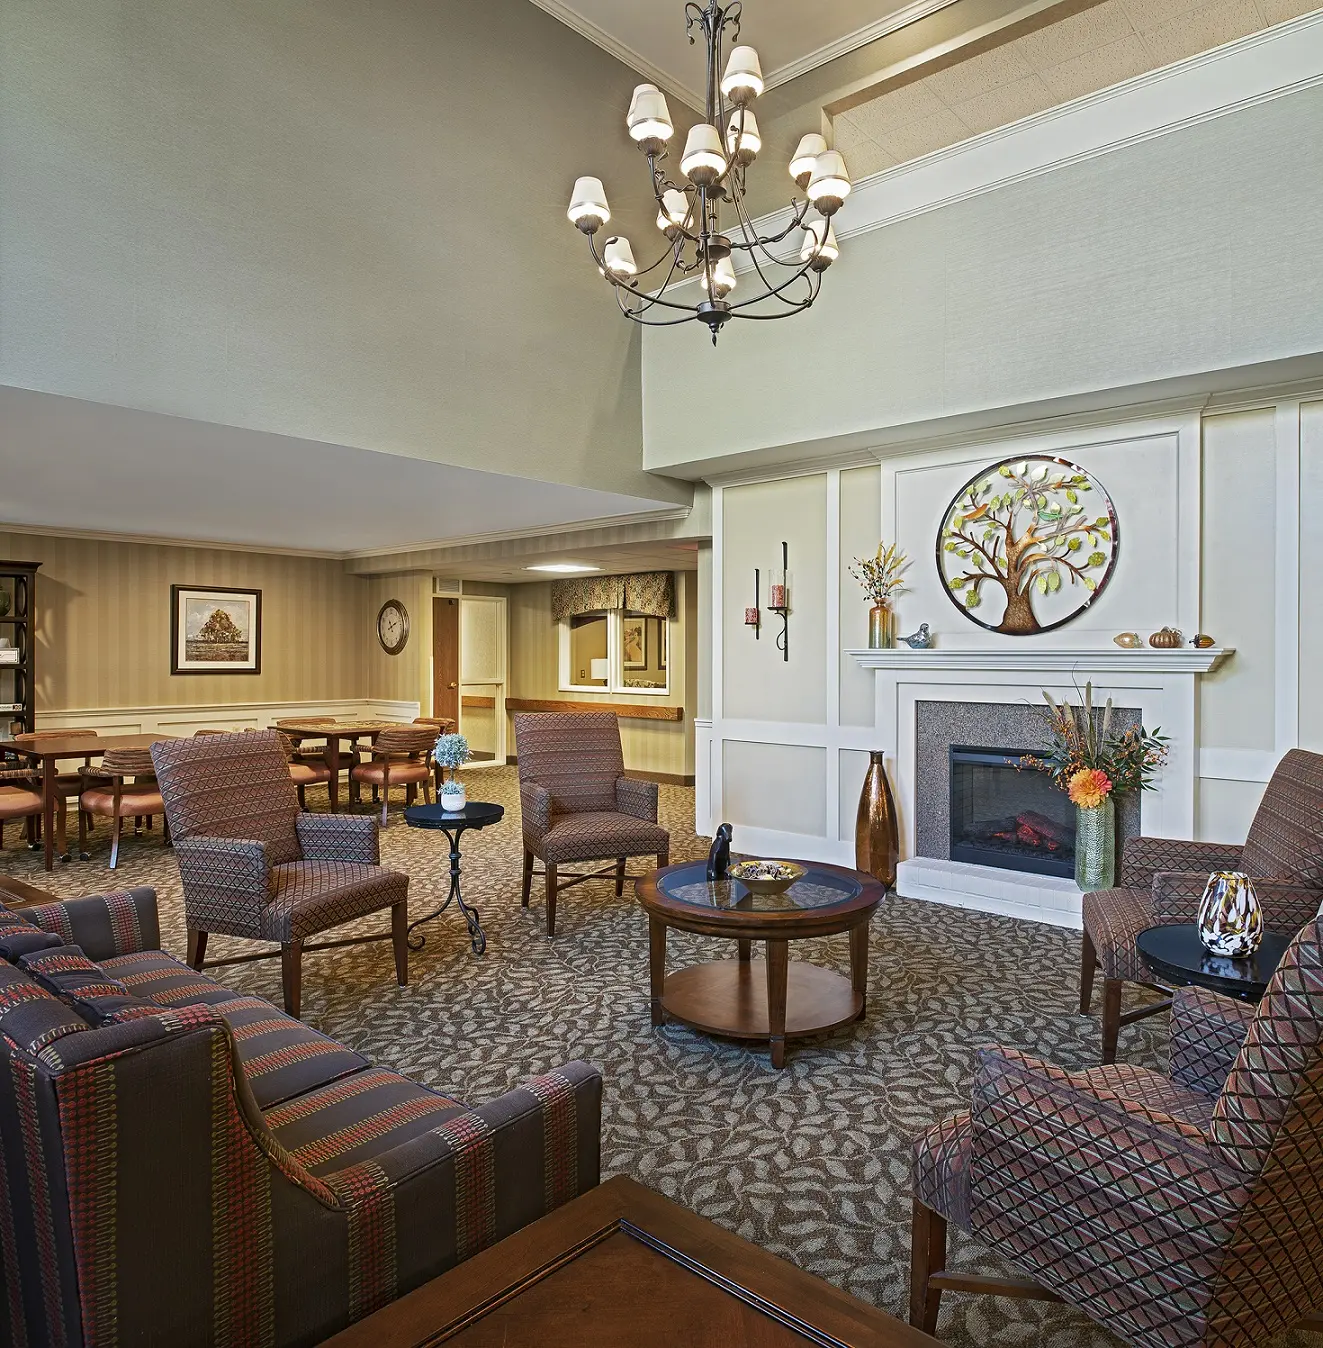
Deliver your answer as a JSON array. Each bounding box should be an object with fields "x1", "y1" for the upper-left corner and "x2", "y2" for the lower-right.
[{"x1": 440, "y1": 781, "x2": 467, "y2": 812}]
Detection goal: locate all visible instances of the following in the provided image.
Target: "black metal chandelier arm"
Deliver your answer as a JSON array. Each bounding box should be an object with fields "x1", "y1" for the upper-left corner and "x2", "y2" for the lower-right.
[
  {"x1": 727, "y1": 197, "x2": 814, "y2": 252},
  {"x1": 731, "y1": 269, "x2": 822, "y2": 319},
  {"x1": 728, "y1": 184, "x2": 810, "y2": 279},
  {"x1": 726, "y1": 249, "x2": 822, "y2": 312},
  {"x1": 587, "y1": 232, "x2": 688, "y2": 304},
  {"x1": 590, "y1": 247, "x2": 718, "y2": 318}
]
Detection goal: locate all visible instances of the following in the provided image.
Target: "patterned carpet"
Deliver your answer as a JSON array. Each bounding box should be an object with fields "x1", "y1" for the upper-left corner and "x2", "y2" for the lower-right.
[{"x1": 4, "y1": 765, "x2": 1317, "y2": 1347}]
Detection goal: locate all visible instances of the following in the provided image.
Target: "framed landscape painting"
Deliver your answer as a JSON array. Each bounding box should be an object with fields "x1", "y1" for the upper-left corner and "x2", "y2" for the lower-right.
[{"x1": 171, "y1": 586, "x2": 262, "y2": 674}]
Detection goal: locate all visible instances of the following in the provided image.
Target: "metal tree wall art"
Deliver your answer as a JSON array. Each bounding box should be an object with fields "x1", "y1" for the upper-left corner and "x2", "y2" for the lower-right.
[{"x1": 936, "y1": 455, "x2": 1119, "y2": 635}]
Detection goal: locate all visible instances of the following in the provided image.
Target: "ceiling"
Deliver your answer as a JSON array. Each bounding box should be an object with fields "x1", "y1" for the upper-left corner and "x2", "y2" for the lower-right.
[
  {"x1": 833, "y1": 0, "x2": 1312, "y2": 175},
  {"x1": 527, "y1": 0, "x2": 959, "y2": 106},
  {"x1": 0, "y1": 387, "x2": 686, "y2": 558},
  {"x1": 432, "y1": 540, "x2": 702, "y2": 584}
]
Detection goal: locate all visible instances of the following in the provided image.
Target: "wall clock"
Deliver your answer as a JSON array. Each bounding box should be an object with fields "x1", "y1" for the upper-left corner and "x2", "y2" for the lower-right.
[
  {"x1": 376, "y1": 599, "x2": 410, "y2": 654},
  {"x1": 936, "y1": 455, "x2": 1119, "y2": 636}
]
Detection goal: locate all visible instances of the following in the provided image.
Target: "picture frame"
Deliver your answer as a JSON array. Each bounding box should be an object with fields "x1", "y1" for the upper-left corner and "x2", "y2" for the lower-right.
[
  {"x1": 621, "y1": 615, "x2": 647, "y2": 669},
  {"x1": 658, "y1": 619, "x2": 668, "y2": 672},
  {"x1": 171, "y1": 585, "x2": 262, "y2": 675}
]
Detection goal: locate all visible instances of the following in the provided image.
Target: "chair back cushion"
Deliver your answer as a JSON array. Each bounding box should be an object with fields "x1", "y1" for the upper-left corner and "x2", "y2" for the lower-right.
[
  {"x1": 152, "y1": 730, "x2": 302, "y2": 864},
  {"x1": 514, "y1": 712, "x2": 623, "y2": 815},
  {"x1": 1242, "y1": 749, "x2": 1323, "y2": 886}
]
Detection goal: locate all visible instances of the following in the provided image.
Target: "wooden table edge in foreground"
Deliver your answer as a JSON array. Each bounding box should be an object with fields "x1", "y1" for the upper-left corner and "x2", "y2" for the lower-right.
[{"x1": 322, "y1": 1175, "x2": 938, "y2": 1348}]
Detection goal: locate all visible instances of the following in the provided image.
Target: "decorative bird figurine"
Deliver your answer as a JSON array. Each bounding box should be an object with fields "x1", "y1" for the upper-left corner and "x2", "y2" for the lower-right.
[{"x1": 899, "y1": 623, "x2": 933, "y2": 648}]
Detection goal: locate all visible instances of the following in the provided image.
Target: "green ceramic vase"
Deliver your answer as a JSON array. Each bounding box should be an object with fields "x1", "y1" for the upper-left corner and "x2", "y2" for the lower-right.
[{"x1": 1074, "y1": 798, "x2": 1115, "y2": 892}]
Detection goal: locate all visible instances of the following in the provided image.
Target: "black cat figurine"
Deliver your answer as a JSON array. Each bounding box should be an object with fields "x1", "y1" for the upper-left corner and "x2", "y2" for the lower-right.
[{"x1": 706, "y1": 822, "x2": 733, "y2": 880}]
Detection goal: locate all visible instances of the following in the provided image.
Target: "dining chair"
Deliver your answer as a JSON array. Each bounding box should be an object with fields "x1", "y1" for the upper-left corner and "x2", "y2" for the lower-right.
[
  {"x1": 9, "y1": 728, "x2": 100, "y2": 851},
  {"x1": 0, "y1": 783, "x2": 63, "y2": 855},
  {"x1": 349, "y1": 725, "x2": 435, "y2": 825},
  {"x1": 78, "y1": 748, "x2": 168, "y2": 869},
  {"x1": 513, "y1": 711, "x2": 669, "y2": 936},
  {"x1": 275, "y1": 730, "x2": 333, "y2": 809}
]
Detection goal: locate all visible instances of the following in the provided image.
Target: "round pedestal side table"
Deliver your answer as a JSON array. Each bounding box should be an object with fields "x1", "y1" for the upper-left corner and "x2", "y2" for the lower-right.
[
  {"x1": 1136, "y1": 923, "x2": 1292, "y2": 1001},
  {"x1": 637, "y1": 859, "x2": 886, "y2": 1069},
  {"x1": 403, "y1": 801, "x2": 504, "y2": 955}
]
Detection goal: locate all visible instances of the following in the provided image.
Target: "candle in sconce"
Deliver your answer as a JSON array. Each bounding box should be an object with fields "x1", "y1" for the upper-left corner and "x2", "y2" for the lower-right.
[
  {"x1": 769, "y1": 584, "x2": 786, "y2": 610},
  {"x1": 744, "y1": 607, "x2": 759, "y2": 625}
]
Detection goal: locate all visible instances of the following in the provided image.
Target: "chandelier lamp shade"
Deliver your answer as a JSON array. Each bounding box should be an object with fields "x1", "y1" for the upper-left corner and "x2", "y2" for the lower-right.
[{"x1": 564, "y1": 1, "x2": 851, "y2": 345}]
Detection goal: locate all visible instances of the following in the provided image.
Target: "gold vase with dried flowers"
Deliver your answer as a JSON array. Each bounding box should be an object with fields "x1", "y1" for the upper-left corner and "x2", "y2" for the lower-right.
[{"x1": 848, "y1": 542, "x2": 909, "y2": 649}]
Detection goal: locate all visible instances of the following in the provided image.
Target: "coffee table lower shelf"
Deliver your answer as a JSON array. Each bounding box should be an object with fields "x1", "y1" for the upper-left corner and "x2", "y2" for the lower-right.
[{"x1": 660, "y1": 959, "x2": 864, "y2": 1042}]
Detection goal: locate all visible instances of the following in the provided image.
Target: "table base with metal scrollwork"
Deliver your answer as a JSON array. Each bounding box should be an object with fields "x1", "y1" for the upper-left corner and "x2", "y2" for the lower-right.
[{"x1": 402, "y1": 802, "x2": 503, "y2": 956}]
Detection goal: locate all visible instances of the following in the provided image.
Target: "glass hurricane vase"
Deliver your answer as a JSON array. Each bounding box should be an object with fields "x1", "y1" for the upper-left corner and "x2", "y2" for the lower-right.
[
  {"x1": 1074, "y1": 798, "x2": 1115, "y2": 892},
  {"x1": 1197, "y1": 872, "x2": 1263, "y2": 957}
]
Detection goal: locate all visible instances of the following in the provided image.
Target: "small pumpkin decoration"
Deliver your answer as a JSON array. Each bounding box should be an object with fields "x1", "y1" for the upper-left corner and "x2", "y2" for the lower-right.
[{"x1": 1148, "y1": 627, "x2": 1182, "y2": 648}]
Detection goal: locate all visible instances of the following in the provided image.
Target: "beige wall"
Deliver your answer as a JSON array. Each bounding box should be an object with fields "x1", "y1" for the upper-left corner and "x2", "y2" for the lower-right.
[
  {"x1": 363, "y1": 574, "x2": 434, "y2": 711},
  {"x1": 0, "y1": 0, "x2": 688, "y2": 505},
  {"x1": 508, "y1": 574, "x2": 697, "y2": 780},
  {"x1": 0, "y1": 529, "x2": 367, "y2": 711}
]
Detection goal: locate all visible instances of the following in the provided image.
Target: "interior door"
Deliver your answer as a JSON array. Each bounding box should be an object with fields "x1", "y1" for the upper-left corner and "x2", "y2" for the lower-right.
[{"x1": 432, "y1": 597, "x2": 460, "y2": 726}]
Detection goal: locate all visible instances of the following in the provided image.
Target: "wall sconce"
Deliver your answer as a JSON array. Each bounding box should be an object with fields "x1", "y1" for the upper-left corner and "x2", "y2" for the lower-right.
[
  {"x1": 745, "y1": 567, "x2": 761, "y2": 639},
  {"x1": 767, "y1": 541, "x2": 790, "y2": 662}
]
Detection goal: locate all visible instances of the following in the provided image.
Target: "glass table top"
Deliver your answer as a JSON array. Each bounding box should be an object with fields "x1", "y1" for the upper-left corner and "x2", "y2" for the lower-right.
[{"x1": 656, "y1": 860, "x2": 864, "y2": 913}]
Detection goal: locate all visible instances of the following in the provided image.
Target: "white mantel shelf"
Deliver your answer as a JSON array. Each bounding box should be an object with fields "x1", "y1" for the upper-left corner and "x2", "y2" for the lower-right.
[{"x1": 846, "y1": 647, "x2": 1233, "y2": 675}]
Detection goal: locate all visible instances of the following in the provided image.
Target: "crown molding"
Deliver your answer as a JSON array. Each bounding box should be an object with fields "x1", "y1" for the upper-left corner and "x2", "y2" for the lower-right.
[
  {"x1": 763, "y1": 0, "x2": 962, "y2": 91},
  {"x1": 709, "y1": 9, "x2": 1323, "y2": 279},
  {"x1": 524, "y1": 0, "x2": 704, "y2": 110},
  {"x1": 0, "y1": 520, "x2": 343, "y2": 560}
]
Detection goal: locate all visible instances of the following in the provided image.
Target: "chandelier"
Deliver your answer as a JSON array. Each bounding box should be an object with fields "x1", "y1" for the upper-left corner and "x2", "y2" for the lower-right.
[{"x1": 566, "y1": 1, "x2": 851, "y2": 345}]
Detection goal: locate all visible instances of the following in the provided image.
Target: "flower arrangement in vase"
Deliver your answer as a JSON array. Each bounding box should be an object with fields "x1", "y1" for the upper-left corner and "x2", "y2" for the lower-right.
[
  {"x1": 433, "y1": 732, "x2": 471, "y2": 811},
  {"x1": 848, "y1": 542, "x2": 909, "y2": 649},
  {"x1": 1021, "y1": 683, "x2": 1169, "y2": 891}
]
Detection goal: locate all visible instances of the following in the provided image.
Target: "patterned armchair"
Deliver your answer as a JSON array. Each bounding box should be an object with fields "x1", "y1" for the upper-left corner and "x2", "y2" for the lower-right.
[
  {"x1": 910, "y1": 916, "x2": 1323, "y2": 1345},
  {"x1": 151, "y1": 730, "x2": 409, "y2": 1017},
  {"x1": 1082, "y1": 748, "x2": 1323, "y2": 1062},
  {"x1": 0, "y1": 885, "x2": 602, "y2": 1347},
  {"x1": 514, "y1": 712, "x2": 669, "y2": 936}
]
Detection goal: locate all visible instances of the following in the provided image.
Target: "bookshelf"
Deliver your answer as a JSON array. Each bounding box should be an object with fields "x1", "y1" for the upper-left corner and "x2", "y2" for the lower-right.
[{"x1": 0, "y1": 561, "x2": 40, "y2": 745}]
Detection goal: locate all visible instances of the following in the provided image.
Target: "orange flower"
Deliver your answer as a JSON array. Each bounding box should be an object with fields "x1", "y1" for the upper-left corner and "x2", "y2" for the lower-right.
[{"x1": 1068, "y1": 767, "x2": 1113, "y2": 810}]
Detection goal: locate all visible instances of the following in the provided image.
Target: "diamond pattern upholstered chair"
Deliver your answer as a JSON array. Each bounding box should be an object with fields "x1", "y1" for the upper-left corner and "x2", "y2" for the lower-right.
[
  {"x1": 349, "y1": 724, "x2": 435, "y2": 825},
  {"x1": 151, "y1": 729, "x2": 409, "y2": 1017},
  {"x1": 514, "y1": 711, "x2": 669, "y2": 936},
  {"x1": 1081, "y1": 748, "x2": 1323, "y2": 1062},
  {"x1": 910, "y1": 915, "x2": 1323, "y2": 1345}
]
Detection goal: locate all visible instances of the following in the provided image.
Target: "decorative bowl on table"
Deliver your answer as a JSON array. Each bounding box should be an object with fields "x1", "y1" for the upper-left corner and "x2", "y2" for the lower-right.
[{"x1": 727, "y1": 859, "x2": 805, "y2": 896}]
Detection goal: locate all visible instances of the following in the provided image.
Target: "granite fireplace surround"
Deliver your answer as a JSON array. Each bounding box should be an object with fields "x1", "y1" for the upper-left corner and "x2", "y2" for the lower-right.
[{"x1": 914, "y1": 699, "x2": 1141, "y2": 865}]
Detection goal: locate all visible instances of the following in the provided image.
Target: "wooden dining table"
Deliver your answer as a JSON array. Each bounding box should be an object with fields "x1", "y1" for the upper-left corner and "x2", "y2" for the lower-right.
[
  {"x1": 273, "y1": 719, "x2": 412, "y2": 813},
  {"x1": 8, "y1": 733, "x2": 177, "y2": 871}
]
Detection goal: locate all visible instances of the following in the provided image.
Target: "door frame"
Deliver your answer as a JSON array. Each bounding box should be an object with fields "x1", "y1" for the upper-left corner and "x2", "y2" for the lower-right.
[{"x1": 457, "y1": 593, "x2": 508, "y2": 767}]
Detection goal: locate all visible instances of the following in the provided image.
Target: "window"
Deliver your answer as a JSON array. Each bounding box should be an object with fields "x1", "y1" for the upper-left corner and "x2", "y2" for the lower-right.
[{"x1": 559, "y1": 610, "x2": 670, "y2": 695}]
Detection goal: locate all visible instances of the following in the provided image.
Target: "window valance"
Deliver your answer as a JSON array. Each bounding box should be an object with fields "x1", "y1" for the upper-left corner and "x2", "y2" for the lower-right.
[{"x1": 551, "y1": 571, "x2": 674, "y2": 620}]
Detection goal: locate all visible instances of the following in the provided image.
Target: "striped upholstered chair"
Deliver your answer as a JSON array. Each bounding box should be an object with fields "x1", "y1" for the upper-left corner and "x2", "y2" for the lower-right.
[
  {"x1": 1080, "y1": 748, "x2": 1323, "y2": 1062},
  {"x1": 514, "y1": 711, "x2": 669, "y2": 936},
  {"x1": 911, "y1": 914, "x2": 1323, "y2": 1344},
  {"x1": 0, "y1": 884, "x2": 602, "y2": 1346},
  {"x1": 151, "y1": 730, "x2": 409, "y2": 1017}
]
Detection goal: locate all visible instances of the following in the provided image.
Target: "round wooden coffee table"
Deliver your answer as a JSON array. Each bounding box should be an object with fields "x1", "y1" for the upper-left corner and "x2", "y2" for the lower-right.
[{"x1": 636, "y1": 859, "x2": 886, "y2": 1069}]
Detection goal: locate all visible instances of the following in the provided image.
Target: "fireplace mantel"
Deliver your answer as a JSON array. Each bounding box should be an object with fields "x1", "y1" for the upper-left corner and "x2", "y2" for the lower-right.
[{"x1": 847, "y1": 647, "x2": 1233, "y2": 675}]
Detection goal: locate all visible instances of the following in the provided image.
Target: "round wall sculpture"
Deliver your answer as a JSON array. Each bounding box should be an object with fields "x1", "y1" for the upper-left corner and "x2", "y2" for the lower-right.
[{"x1": 936, "y1": 454, "x2": 1119, "y2": 636}]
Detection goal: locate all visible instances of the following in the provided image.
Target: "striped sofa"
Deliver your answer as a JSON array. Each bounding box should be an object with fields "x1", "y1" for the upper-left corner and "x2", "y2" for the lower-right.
[{"x1": 0, "y1": 886, "x2": 601, "y2": 1347}]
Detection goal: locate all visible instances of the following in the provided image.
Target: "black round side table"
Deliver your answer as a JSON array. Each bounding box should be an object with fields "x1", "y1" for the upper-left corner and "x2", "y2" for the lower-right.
[
  {"x1": 1136, "y1": 923, "x2": 1292, "y2": 1001},
  {"x1": 403, "y1": 801, "x2": 504, "y2": 955}
]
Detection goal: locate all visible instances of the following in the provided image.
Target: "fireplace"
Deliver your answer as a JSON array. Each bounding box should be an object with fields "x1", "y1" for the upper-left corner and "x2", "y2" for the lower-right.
[{"x1": 948, "y1": 745, "x2": 1076, "y2": 879}]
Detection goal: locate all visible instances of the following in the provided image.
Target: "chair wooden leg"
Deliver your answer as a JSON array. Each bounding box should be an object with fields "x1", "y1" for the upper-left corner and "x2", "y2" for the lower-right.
[
  {"x1": 1080, "y1": 927, "x2": 1098, "y2": 1014},
  {"x1": 657, "y1": 849, "x2": 669, "y2": 870},
  {"x1": 392, "y1": 902, "x2": 408, "y2": 987},
  {"x1": 55, "y1": 800, "x2": 68, "y2": 861},
  {"x1": 1102, "y1": 978, "x2": 1123, "y2": 1064},
  {"x1": 546, "y1": 862, "x2": 557, "y2": 937},
  {"x1": 78, "y1": 808, "x2": 88, "y2": 859},
  {"x1": 163, "y1": 816, "x2": 171, "y2": 847},
  {"x1": 910, "y1": 1200, "x2": 947, "y2": 1334},
  {"x1": 109, "y1": 815, "x2": 123, "y2": 870},
  {"x1": 187, "y1": 930, "x2": 208, "y2": 970},
  {"x1": 297, "y1": 784, "x2": 307, "y2": 810},
  {"x1": 615, "y1": 857, "x2": 627, "y2": 897},
  {"x1": 423, "y1": 778, "x2": 432, "y2": 805},
  {"x1": 522, "y1": 851, "x2": 533, "y2": 908},
  {"x1": 282, "y1": 941, "x2": 303, "y2": 1018},
  {"x1": 24, "y1": 813, "x2": 36, "y2": 848},
  {"x1": 380, "y1": 792, "x2": 389, "y2": 829}
]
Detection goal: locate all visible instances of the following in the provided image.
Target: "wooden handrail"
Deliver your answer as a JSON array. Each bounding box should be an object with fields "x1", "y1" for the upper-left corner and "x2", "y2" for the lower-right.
[{"x1": 504, "y1": 698, "x2": 683, "y2": 722}]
